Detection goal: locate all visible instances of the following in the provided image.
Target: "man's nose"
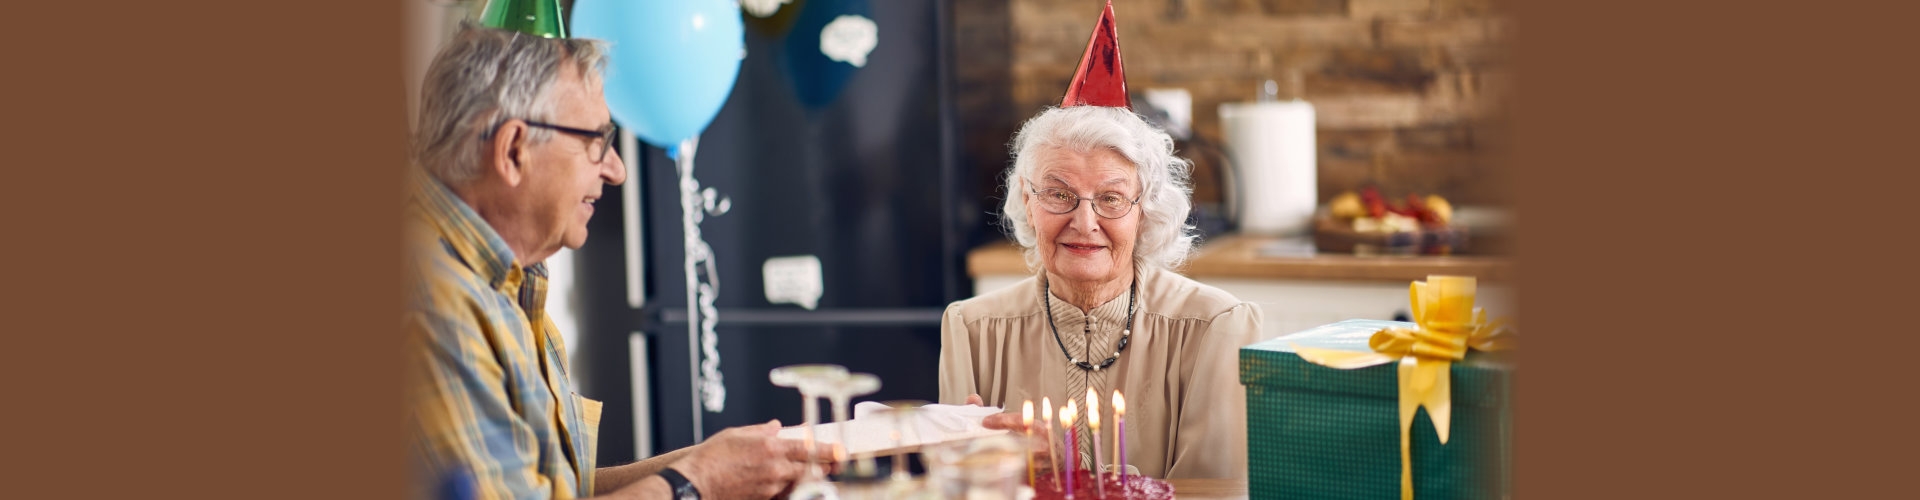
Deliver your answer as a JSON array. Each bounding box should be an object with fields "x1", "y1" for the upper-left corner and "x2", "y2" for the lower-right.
[{"x1": 602, "y1": 149, "x2": 628, "y2": 186}]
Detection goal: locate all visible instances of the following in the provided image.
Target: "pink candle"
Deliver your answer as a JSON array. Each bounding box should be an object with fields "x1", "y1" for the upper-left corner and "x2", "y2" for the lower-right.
[
  {"x1": 1116, "y1": 418, "x2": 1127, "y2": 489},
  {"x1": 1113, "y1": 390, "x2": 1127, "y2": 489},
  {"x1": 1061, "y1": 401, "x2": 1078, "y2": 499}
]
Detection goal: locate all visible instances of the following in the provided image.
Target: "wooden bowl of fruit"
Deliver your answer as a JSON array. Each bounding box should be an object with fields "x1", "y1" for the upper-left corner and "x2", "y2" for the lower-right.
[{"x1": 1315, "y1": 187, "x2": 1467, "y2": 255}]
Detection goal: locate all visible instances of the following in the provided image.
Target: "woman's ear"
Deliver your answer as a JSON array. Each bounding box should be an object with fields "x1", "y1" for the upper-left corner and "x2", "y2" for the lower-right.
[{"x1": 1018, "y1": 177, "x2": 1038, "y2": 223}]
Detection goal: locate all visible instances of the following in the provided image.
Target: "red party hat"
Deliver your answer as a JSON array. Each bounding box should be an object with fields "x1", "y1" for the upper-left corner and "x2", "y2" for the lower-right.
[{"x1": 1060, "y1": 1, "x2": 1130, "y2": 109}]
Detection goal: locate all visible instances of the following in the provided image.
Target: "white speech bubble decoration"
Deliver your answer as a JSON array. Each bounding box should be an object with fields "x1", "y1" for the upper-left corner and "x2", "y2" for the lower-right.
[
  {"x1": 740, "y1": 0, "x2": 792, "y2": 18},
  {"x1": 762, "y1": 255, "x2": 824, "y2": 310},
  {"x1": 820, "y1": 15, "x2": 878, "y2": 68}
]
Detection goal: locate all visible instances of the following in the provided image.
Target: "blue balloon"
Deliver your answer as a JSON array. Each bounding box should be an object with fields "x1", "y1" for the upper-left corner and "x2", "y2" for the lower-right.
[{"x1": 572, "y1": 0, "x2": 745, "y2": 149}]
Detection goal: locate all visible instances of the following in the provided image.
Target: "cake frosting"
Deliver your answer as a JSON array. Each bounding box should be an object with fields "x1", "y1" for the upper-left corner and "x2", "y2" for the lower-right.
[{"x1": 1029, "y1": 469, "x2": 1173, "y2": 500}]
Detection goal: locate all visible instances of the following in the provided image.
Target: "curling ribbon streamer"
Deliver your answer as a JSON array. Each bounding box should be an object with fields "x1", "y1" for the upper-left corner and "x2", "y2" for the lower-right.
[
  {"x1": 1293, "y1": 275, "x2": 1515, "y2": 500},
  {"x1": 676, "y1": 137, "x2": 732, "y2": 417}
]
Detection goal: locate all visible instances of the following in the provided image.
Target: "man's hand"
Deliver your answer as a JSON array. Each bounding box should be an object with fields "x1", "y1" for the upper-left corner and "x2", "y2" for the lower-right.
[
  {"x1": 964, "y1": 393, "x2": 1028, "y2": 432},
  {"x1": 671, "y1": 420, "x2": 816, "y2": 499}
]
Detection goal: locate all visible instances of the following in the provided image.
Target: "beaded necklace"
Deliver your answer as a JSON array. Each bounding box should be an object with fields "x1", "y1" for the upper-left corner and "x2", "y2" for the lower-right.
[{"x1": 1042, "y1": 277, "x2": 1136, "y2": 371}]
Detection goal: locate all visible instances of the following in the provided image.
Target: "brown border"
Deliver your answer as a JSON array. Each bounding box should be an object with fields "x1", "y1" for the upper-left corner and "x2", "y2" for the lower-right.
[
  {"x1": 1512, "y1": 0, "x2": 1915, "y2": 498},
  {"x1": 19, "y1": 0, "x2": 1916, "y2": 498},
  {"x1": 16, "y1": 1, "x2": 406, "y2": 498}
]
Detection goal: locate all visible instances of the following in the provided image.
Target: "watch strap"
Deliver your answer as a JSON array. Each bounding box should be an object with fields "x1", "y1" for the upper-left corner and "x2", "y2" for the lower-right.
[{"x1": 657, "y1": 467, "x2": 700, "y2": 500}]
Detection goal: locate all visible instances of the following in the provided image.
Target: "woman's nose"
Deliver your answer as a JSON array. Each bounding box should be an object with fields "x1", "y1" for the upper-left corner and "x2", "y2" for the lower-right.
[{"x1": 1069, "y1": 200, "x2": 1101, "y2": 232}]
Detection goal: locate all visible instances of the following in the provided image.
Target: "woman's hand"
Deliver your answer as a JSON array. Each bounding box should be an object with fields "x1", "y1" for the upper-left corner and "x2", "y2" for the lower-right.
[
  {"x1": 966, "y1": 393, "x2": 1030, "y2": 432},
  {"x1": 963, "y1": 393, "x2": 1062, "y2": 476}
]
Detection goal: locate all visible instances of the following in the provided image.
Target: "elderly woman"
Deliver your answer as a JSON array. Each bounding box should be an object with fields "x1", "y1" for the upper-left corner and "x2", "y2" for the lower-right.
[{"x1": 937, "y1": 104, "x2": 1262, "y2": 479}]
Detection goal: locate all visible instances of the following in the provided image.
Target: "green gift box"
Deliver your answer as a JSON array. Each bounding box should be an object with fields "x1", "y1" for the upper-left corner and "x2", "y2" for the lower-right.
[{"x1": 1240, "y1": 319, "x2": 1512, "y2": 499}]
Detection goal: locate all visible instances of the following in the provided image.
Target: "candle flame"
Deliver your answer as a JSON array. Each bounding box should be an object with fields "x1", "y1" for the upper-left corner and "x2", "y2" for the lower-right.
[
  {"x1": 1023, "y1": 400, "x2": 1034, "y2": 426},
  {"x1": 1113, "y1": 390, "x2": 1126, "y2": 415},
  {"x1": 1042, "y1": 397, "x2": 1053, "y2": 423},
  {"x1": 1061, "y1": 399, "x2": 1078, "y2": 427},
  {"x1": 1086, "y1": 388, "x2": 1101, "y2": 429}
]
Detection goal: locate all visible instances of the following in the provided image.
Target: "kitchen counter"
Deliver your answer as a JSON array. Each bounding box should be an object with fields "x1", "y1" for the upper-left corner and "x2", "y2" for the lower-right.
[
  {"x1": 965, "y1": 234, "x2": 1516, "y2": 340},
  {"x1": 967, "y1": 234, "x2": 1513, "y2": 283}
]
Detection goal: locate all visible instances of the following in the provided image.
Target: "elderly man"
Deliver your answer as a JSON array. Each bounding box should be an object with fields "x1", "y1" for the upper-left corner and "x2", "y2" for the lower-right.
[{"x1": 405, "y1": 26, "x2": 811, "y2": 500}]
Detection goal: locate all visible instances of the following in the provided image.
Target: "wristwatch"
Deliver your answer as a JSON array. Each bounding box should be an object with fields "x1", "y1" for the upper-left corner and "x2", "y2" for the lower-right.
[{"x1": 657, "y1": 468, "x2": 701, "y2": 500}]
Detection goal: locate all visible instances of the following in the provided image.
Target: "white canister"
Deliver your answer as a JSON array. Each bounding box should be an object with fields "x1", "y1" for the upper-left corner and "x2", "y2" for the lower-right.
[{"x1": 1218, "y1": 100, "x2": 1317, "y2": 235}]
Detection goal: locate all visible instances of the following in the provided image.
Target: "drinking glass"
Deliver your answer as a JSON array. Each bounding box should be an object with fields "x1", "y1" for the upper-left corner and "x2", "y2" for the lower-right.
[
  {"x1": 821, "y1": 373, "x2": 882, "y2": 478},
  {"x1": 923, "y1": 435, "x2": 1028, "y2": 500},
  {"x1": 877, "y1": 399, "x2": 930, "y2": 481},
  {"x1": 769, "y1": 364, "x2": 848, "y2": 499}
]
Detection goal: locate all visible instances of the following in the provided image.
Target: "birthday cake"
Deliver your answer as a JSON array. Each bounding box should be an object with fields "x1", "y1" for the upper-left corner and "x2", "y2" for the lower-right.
[{"x1": 1030, "y1": 469, "x2": 1173, "y2": 500}]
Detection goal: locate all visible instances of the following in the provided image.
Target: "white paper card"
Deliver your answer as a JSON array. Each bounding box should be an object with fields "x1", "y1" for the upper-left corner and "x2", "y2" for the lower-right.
[{"x1": 777, "y1": 402, "x2": 1008, "y2": 456}]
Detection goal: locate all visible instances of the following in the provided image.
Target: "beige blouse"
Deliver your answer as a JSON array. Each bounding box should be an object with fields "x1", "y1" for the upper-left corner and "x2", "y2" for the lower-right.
[{"x1": 938, "y1": 267, "x2": 1262, "y2": 479}]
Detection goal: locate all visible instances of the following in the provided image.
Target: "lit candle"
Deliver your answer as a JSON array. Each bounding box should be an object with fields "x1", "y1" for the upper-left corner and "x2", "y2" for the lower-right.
[
  {"x1": 1061, "y1": 400, "x2": 1078, "y2": 500},
  {"x1": 1086, "y1": 388, "x2": 1105, "y2": 499},
  {"x1": 1042, "y1": 397, "x2": 1060, "y2": 490},
  {"x1": 1023, "y1": 400, "x2": 1036, "y2": 487},
  {"x1": 1113, "y1": 390, "x2": 1127, "y2": 489}
]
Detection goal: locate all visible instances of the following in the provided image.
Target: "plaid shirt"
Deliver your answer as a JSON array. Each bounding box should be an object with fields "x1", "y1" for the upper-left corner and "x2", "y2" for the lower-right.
[{"x1": 405, "y1": 168, "x2": 601, "y2": 500}]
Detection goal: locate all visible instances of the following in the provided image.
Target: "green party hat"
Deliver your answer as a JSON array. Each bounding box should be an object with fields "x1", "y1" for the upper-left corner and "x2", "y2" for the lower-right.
[{"x1": 478, "y1": 0, "x2": 567, "y2": 38}]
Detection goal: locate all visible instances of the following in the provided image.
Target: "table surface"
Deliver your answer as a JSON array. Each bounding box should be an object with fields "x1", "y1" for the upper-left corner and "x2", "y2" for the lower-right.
[
  {"x1": 1162, "y1": 478, "x2": 1249, "y2": 499},
  {"x1": 830, "y1": 477, "x2": 1248, "y2": 499}
]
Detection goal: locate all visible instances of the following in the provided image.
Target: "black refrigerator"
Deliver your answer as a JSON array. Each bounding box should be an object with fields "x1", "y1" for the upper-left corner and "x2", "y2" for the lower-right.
[{"x1": 570, "y1": 0, "x2": 969, "y2": 464}]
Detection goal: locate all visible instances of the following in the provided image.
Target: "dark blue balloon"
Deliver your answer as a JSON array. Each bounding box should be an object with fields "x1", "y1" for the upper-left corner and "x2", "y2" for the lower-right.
[{"x1": 782, "y1": 0, "x2": 873, "y2": 108}]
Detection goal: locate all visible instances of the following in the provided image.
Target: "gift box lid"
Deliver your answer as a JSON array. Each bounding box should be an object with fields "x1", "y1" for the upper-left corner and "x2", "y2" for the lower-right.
[{"x1": 1240, "y1": 319, "x2": 1512, "y2": 408}]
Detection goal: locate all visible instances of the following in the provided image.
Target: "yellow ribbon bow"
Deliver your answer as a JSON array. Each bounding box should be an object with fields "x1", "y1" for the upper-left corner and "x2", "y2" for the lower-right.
[{"x1": 1293, "y1": 276, "x2": 1515, "y2": 500}]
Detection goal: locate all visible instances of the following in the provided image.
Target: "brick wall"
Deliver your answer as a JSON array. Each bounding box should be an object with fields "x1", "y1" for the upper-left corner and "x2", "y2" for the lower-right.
[{"x1": 953, "y1": 0, "x2": 1511, "y2": 233}]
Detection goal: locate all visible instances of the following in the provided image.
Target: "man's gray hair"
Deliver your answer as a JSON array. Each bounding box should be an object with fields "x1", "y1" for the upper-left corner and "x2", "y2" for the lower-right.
[
  {"x1": 413, "y1": 25, "x2": 609, "y2": 185},
  {"x1": 1000, "y1": 106, "x2": 1198, "y2": 273}
]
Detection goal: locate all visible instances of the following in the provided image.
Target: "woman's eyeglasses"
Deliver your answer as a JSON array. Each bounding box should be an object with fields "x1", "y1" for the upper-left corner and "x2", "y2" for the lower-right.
[{"x1": 1028, "y1": 186, "x2": 1140, "y2": 219}]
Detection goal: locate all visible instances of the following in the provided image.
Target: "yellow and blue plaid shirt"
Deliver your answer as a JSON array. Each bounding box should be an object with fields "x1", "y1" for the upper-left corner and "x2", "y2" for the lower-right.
[{"x1": 405, "y1": 168, "x2": 602, "y2": 500}]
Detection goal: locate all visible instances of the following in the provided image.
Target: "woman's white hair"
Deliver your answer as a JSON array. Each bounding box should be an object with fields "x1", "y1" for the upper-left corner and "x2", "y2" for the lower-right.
[
  {"x1": 412, "y1": 25, "x2": 609, "y2": 185},
  {"x1": 1000, "y1": 106, "x2": 1197, "y2": 273}
]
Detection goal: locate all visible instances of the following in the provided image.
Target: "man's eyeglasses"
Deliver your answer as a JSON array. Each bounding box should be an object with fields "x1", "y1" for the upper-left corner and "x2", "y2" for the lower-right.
[
  {"x1": 524, "y1": 120, "x2": 617, "y2": 163},
  {"x1": 1028, "y1": 185, "x2": 1141, "y2": 219}
]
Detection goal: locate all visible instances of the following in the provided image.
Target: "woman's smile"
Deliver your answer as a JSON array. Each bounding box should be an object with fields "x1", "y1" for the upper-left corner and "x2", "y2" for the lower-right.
[{"x1": 1060, "y1": 242, "x2": 1107, "y2": 255}]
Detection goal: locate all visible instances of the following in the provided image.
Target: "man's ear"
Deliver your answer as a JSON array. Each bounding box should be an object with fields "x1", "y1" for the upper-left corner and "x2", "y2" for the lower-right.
[{"x1": 488, "y1": 119, "x2": 530, "y2": 187}]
